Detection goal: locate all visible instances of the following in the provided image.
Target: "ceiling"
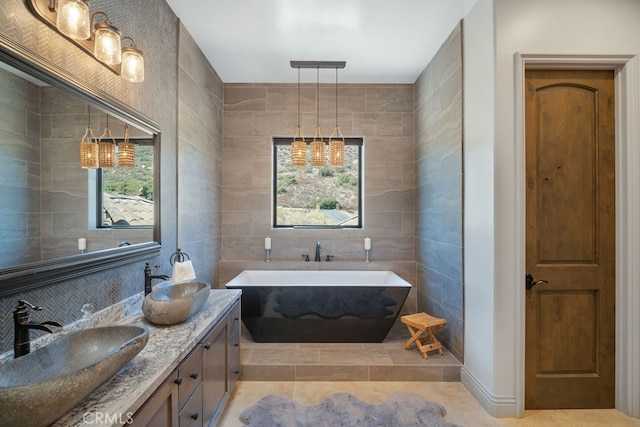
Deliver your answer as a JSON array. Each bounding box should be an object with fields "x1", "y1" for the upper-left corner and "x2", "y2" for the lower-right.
[{"x1": 163, "y1": 0, "x2": 477, "y2": 84}]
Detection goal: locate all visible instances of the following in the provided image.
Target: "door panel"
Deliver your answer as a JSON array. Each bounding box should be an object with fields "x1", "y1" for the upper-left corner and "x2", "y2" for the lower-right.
[{"x1": 525, "y1": 69, "x2": 615, "y2": 409}]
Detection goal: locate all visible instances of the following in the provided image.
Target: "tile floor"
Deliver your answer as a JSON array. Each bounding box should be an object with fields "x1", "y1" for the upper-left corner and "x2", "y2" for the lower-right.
[{"x1": 220, "y1": 322, "x2": 640, "y2": 426}]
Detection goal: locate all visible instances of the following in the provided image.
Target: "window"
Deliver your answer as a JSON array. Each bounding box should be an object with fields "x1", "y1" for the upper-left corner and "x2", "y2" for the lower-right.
[
  {"x1": 273, "y1": 137, "x2": 363, "y2": 228},
  {"x1": 90, "y1": 140, "x2": 155, "y2": 229}
]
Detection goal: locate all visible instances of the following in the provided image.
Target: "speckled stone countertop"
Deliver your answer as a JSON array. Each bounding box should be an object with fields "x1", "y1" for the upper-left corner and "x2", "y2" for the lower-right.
[{"x1": 1, "y1": 288, "x2": 241, "y2": 427}]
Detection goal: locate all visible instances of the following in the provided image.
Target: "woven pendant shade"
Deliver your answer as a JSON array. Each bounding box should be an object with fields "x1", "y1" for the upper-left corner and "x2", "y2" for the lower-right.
[
  {"x1": 291, "y1": 126, "x2": 306, "y2": 167},
  {"x1": 310, "y1": 126, "x2": 325, "y2": 167},
  {"x1": 117, "y1": 124, "x2": 136, "y2": 168},
  {"x1": 98, "y1": 125, "x2": 116, "y2": 168},
  {"x1": 329, "y1": 127, "x2": 345, "y2": 167},
  {"x1": 79, "y1": 127, "x2": 98, "y2": 169}
]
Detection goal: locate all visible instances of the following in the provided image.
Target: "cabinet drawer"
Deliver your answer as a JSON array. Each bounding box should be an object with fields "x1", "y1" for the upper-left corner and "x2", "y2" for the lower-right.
[
  {"x1": 177, "y1": 345, "x2": 203, "y2": 411},
  {"x1": 179, "y1": 382, "x2": 203, "y2": 427},
  {"x1": 229, "y1": 354, "x2": 240, "y2": 394},
  {"x1": 228, "y1": 325, "x2": 240, "y2": 362},
  {"x1": 228, "y1": 300, "x2": 240, "y2": 337}
]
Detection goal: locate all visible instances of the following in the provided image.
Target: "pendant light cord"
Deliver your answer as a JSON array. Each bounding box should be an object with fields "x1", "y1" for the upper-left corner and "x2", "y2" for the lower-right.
[
  {"x1": 316, "y1": 67, "x2": 320, "y2": 128},
  {"x1": 335, "y1": 67, "x2": 338, "y2": 127},
  {"x1": 297, "y1": 67, "x2": 301, "y2": 129}
]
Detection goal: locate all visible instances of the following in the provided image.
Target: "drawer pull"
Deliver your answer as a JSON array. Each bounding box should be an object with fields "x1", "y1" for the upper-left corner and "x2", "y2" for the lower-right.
[
  {"x1": 234, "y1": 343, "x2": 240, "y2": 347},
  {"x1": 204, "y1": 343, "x2": 211, "y2": 350},
  {"x1": 234, "y1": 317, "x2": 239, "y2": 321},
  {"x1": 190, "y1": 372, "x2": 199, "y2": 380},
  {"x1": 174, "y1": 377, "x2": 183, "y2": 385},
  {"x1": 190, "y1": 413, "x2": 199, "y2": 421},
  {"x1": 233, "y1": 370, "x2": 240, "y2": 375}
]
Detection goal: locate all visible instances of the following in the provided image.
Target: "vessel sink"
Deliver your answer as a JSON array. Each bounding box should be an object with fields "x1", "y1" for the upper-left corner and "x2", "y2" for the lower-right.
[
  {"x1": 142, "y1": 281, "x2": 210, "y2": 325},
  {"x1": 0, "y1": 324, "x2": 149, "y2": 427}
]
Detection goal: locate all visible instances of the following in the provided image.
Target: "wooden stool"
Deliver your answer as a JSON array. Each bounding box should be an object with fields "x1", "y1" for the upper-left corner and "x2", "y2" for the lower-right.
[{"x1": 401, "y1": 313, "x2": 447, "y2": 359}]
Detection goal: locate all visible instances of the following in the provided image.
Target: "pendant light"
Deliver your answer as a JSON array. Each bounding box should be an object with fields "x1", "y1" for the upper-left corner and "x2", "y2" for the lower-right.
[
  {"x1": 329, "y1": 67, "x2": 345, "y2": 167},
  {"x1": 117, "y1": 124, "x2": 136, "y2": 168},
  {"x1": 80, "y1": 105, "x2": 98, "y2": 169},
  {"x1": 56, "y1": 0, "x2": 90, "y2": 40},
  {"x1": 98, "y1": 115, "x2": 116, "y2": 168},
  {"x1": 310, "y1": 67, "x2": 325, "y2": 167},
  {"x1": 291, "y1": 66, "x2": 306, "y2": 167}
]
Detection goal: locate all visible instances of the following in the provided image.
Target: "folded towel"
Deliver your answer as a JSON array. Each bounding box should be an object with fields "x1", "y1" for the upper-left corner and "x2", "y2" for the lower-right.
[{"x1": 173, "y1": 260, "x2": 196, "y2": 284}]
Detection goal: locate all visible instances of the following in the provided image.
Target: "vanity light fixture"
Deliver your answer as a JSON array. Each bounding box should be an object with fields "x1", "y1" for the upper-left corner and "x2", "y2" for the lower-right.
[
  {"x1": 291, "y1": 66, "x2": 307, "y2": 167},
  {"x1": 310, "y1": 67, "x2": 325, "y2": 167},
  {"x1": 26, "y1": 0, "x2": 145, "y2": 82},
  {"x1": 98, "y1": 115, "x2": 116, "y2": 168},
  {"x1": 121, "y1": 37, "x2": 145, "y2": 83},
  {"x1": 329, "y1": 67, "x2": 345, "y2": 167},
  {"x1": 55, "y1": 0, "x2": 90, "y2": 40},
  {"x1": 117, "y1": 124, "x2": 136, "y2": 168},
  {"x1": 80, "y1": 106, "x2": 98, "y2": 169}
]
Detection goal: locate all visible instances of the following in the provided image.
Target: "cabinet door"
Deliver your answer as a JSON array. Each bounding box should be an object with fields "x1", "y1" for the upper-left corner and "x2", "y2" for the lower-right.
[
  {"x1": 130, "y1": 371, "x2": 179, "y2": 427},
  {"x1": 202, "y1": 320, "x2": 227, "y2": 423}
]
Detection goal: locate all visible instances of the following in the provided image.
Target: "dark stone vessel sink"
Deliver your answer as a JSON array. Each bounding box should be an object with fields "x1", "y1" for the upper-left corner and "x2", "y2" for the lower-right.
[
  {"x1": 142, "y1": 282, "x2": 210, "y2": 325},
  {"x1": 0, "y1": 324, "x2": 149, "y2": 427}
]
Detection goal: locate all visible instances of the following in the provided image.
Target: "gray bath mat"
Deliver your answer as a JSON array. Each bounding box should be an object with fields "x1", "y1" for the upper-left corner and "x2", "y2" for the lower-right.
[{"x1": 239, "y1": 391, "x2": 461, "y2": 427}]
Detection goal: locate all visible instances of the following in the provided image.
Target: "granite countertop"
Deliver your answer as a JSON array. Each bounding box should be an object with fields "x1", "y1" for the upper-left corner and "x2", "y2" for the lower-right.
[{"x1": 43, "y1": 289, "x2": 242, "y2": 427}]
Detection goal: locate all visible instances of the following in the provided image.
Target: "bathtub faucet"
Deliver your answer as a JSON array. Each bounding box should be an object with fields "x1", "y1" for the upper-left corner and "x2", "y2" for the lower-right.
[{"x1": 315, "y1": 241, "x2": 321, "y2": 262}]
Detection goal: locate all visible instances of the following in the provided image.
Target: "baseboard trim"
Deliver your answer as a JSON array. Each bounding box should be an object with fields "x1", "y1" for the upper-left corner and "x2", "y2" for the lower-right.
[{"x1": 461, "y1": 366, "x2": 518, "y2": 418}]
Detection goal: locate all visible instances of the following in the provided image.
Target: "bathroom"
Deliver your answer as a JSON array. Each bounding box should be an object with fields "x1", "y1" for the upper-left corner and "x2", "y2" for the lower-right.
[{"x1": 1, "y1": 0, "x2": 639, "y2": 423}]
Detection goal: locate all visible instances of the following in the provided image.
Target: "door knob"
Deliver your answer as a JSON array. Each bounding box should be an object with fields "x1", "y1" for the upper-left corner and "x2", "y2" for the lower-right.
[{"x1": 525, "y1": 274, "x2": 548, "y2": 290}]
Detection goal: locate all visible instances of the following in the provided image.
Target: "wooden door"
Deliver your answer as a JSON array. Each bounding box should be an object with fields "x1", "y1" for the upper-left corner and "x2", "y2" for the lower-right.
[{"x1": 524, "y1": 69, "x2": 615, "y2": 409}]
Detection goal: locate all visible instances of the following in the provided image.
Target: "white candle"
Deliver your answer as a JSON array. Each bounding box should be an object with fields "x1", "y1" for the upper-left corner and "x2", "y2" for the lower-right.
[
  {"x1": 78, "y1": 237, "x2": 87, "y2": 251},
  {"x1": 265, "y1": 237, "x2": 272, "y2": 250},
  {"x1": 364, "y1": 237, "x2": 371, "y2": 250}
]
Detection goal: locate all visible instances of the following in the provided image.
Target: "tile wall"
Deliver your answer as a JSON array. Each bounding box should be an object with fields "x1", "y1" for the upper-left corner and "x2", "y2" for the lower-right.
[
  {"x1": 220, "y1": 81, "x2": 417, "y2": 311},
  {"x1": 414, "y1": 23, "x2": 464, "y2": 361}
]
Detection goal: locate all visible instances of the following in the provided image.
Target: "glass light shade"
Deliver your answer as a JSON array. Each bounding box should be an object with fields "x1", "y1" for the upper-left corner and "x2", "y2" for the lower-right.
[
  {"x1": 56, "y1": 0, "x2": 90, "y2": 40},
  {"x1": 121, "y1": 46, "x2": 144, "y2": 83},
  {"x1": 79, "y1": 128, "x2": 98, "y2": 169},
  {"x1": 94, "y1": 22, "x2": 121, "y2": 65}
]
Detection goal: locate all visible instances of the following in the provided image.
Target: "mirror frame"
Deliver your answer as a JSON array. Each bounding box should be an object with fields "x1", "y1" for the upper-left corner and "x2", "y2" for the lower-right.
[{"x1": 0, "y1": 34, "x2": 161, "y2": 297}]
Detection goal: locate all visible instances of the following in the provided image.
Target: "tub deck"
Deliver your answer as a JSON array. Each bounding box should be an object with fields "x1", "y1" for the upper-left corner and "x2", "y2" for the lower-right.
[{"x1": 239, "y1": 319, "x2": 462, "y2": 382}]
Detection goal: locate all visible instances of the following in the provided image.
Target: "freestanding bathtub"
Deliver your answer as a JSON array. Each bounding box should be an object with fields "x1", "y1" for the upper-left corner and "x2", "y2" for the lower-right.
[{"x1": 225, "y1": 270, "x2": 411, "y2": 343}]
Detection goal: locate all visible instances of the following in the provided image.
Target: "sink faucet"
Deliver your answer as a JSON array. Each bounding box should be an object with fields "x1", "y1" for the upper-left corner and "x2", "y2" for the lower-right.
[
  {"x1": 13, "y1": 300, "x2": 62, "y2": 358},
  {"x1": 315, "y1": 241, "x2": 321, "y2": 262},
  {"x1": 144, "y1": 263, "x2": 170, "y2": 296}
]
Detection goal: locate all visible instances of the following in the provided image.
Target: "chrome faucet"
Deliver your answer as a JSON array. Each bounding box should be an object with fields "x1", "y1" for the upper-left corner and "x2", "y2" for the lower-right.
[
  {"x1": 315, "y1": 241, "x2": 321, "y2": 262},
  {"x1": 13, "y1": 300, "x2": 62, "y2": 358},
  {"x1": 144, "y1": 263, "x2": 170, "y2": 296}
]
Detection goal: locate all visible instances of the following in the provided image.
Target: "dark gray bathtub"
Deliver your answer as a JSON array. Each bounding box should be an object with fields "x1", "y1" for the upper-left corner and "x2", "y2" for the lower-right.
[{"x1": 225, "y1": 270, "x2": 411, "y2": 343}]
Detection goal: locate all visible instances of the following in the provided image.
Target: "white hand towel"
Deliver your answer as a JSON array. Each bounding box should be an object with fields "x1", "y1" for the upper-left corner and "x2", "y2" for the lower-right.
[{"x1": 173, "y1": 260, "x2": 196, "y2": 284}]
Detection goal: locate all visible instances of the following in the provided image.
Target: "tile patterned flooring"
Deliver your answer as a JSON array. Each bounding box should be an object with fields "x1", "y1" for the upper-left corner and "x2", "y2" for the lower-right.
[{"x1": 220, "y1": 322, "x2": 640, "y2": 426}]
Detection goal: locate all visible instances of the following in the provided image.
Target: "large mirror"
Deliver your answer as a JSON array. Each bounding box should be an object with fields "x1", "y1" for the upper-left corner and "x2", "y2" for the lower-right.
[{"x1": 0, "y1": 37, "x2": 161, "y2": 296}]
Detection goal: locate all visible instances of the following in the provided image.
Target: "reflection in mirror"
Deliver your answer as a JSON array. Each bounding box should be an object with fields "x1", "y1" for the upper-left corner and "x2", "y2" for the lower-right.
[{"x1": 0, "y1": 61, "x2": 155, "y2": 271}]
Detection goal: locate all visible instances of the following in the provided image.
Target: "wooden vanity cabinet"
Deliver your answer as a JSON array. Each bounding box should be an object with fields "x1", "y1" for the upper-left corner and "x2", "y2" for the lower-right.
[
  {"x1": 130, "y1": 371, "x2": 179, "y2": 426},
  {"x1": 132, "y1": 298, "x2": 240, "y2": 427}
]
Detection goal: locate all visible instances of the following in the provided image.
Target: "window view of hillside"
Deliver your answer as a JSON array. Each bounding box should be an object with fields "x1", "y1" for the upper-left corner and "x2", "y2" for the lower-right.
[
  {"x1": 274, "y1": 141, "x2": 362, "y2": 228},
  {"x1": 101, "y1": 144, "x2": 154, "y2": 227}
]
